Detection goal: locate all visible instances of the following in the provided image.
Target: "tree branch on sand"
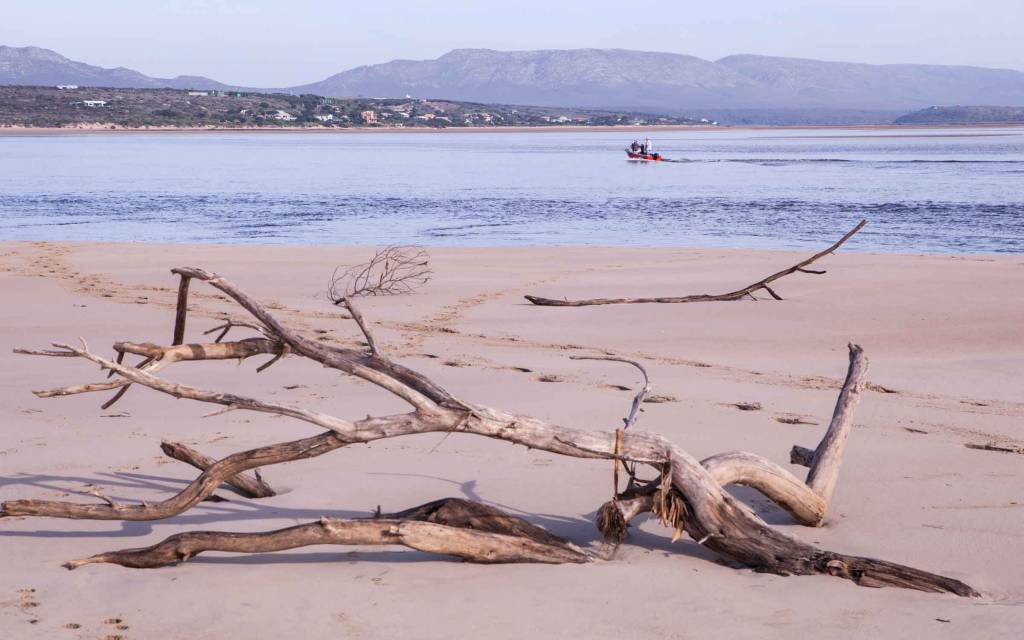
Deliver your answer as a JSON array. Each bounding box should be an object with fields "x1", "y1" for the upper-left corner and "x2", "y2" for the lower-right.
[
  {"x1": 524, "y1": 219, "x2": 867, "y2": 307},
  {"x1": 329, "y1": 245, "x2": 432, "y2": 300},
  {"x1": 2, "y1": 264, "x2": 977, "y2": 597}
]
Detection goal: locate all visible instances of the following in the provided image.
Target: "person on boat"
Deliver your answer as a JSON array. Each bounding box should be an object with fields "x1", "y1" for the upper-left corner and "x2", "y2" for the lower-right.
[
  {"x1": 639, "y1": 142, "x2": 647, "y2": 155},
  {"x1": 630, "y1": 140, "x2": 640, "y2": 153}
]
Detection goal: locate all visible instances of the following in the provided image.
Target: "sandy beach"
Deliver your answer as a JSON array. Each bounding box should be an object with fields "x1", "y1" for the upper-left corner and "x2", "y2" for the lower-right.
[{"x1": 1, "y1": 241, "x2": 1022, "y2": 638}]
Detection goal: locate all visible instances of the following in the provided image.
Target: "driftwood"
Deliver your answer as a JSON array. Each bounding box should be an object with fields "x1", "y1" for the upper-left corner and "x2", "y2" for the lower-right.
[
  {"x1": 159, "y1": 440, "x2": 277, "y2": 499},
  {"x1": 524, "y1": 219, "x2": 866, "y2": 306},
  {"x1": 2, "y1": 265, "x2": 977, "y2": 597},
  {"x1": 64, "y1": 498, "x2": 589, "y2": 569},
  {"x1": 964, "y1": 442, "x2": 1024, "y2": 455},
  {"x1": 329, "y1": 245, "x2": 431, "y2": 300}
]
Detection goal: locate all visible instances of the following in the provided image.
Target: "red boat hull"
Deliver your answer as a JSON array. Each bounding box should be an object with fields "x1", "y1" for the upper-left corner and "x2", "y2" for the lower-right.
[{"x1": 626, "y1": 151, "x2": 663, "y2": 161}]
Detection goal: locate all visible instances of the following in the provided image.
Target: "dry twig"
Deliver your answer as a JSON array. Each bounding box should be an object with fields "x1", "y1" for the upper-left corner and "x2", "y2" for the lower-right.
[{"x1": 329, "y1": 245, "x2": 431, "y2": 299}]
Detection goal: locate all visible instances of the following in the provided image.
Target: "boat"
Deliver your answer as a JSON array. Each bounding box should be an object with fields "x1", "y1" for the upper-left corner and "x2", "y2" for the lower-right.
[
  {"x1": 625, "y1": 137, "x2": 664, "y2": 161},
  {"x1": 626, "y1": 150, "x2": 664, "y2": 161}
]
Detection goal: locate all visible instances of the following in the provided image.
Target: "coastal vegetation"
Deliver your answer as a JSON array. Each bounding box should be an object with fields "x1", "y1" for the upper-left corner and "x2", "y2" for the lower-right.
[
  {"x1": 0, "y1": 85, "x2": 698, "y2": 129},
  {"x1": 894, "y1": 105, "x2": 1024, "y2": 125}
]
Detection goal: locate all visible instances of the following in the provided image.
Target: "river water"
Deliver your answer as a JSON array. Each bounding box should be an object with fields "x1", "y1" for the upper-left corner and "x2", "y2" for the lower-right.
[{"x1": 1, "y1": 127, "x2": 1022, "y2": 252}]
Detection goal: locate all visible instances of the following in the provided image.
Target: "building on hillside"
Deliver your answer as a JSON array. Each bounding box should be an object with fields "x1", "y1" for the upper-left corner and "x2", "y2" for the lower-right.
[
  {"x1": 271, "y1": 110, "x2": 296, "y2": 121},
  {"x1": 360, "y1": 110, "x2": 377, "y2": 124},
  {"x1": 314, "y1": 114, "x2": 334, "y2": 122},
  {"x1": 79, "y1": 100, "x2": 107, "y2": 108},
  {"x1": 56, "y1": 85, "x2": 78, "y2": 90},
  {"x1": 188, "y1": 90, "x2": 210, "y2": 97}
]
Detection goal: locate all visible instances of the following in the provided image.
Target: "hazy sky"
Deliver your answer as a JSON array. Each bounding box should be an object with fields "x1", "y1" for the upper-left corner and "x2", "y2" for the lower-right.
[{"x1": 2, "y1": 0, "x2": 1023, "y2": 86}]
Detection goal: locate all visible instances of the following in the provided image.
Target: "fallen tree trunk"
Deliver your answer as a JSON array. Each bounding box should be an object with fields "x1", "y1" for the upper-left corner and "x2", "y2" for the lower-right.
[
  {"x1": 64, "y1": 498, "x2": 590, "y2": 569},
  {"x1": 2, "y1": 262, "x2": 978, "y2": 597},
  {"x1": 524, "y1": 219, "x2": 866, "y2": 306}
]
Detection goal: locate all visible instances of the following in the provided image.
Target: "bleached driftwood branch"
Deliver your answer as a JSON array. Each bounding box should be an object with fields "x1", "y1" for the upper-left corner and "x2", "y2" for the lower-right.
[
  {"x1": 2, "y1": 264, "x2": 976, "y2": 597},
  {"x1": 159, "y1": 440, "x2": 277, "y2": 499},
  {"x1": 64, "y1": 498, "x2": 590, "y2": 569},
  {"x1": 524, "y1": 219, "x2": 866, "y2": 306}
]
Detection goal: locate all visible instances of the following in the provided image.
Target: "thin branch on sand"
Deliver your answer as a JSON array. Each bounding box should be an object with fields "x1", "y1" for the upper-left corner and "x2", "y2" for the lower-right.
[{"x1": 524, "y1": 219, "x2": 867, "y2": 306}]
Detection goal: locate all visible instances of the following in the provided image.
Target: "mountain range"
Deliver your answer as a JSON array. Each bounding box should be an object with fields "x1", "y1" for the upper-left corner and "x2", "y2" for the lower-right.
[
  {"x1": 0, "y1": 45, "x2": 246, "y2": 92},
  {"x1": 4, "y1": 45, "x2": 1024, "y2": 123}
]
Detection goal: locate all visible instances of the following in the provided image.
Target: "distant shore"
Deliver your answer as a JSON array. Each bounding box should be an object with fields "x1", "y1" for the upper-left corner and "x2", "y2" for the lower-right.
[
  {"x1": 2, "y1": 123, "x2": 1023, "y2": 136},
  {"x1": 0, "y1": 124, "x2": 719, "y2": 135}
]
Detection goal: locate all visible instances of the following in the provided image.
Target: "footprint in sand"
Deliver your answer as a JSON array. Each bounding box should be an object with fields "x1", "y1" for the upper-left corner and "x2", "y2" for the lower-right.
[
  {"x1": 102, "y1": 616, "x2": 130, "y2": 636},
  {"x1": 13, "y1": 587, "x2": 40, "y2": 624},
  {"x1": 601, "y1": 383, "x2": 632, "y2": 392}
]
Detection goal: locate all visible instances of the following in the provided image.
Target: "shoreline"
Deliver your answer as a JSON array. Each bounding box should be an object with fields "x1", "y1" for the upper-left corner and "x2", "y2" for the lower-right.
[
  {"x1": 2, "y1": 239, "x2": 1015, "y2": 260},
  {"x1": 2, "y1": 123, "x2": 1023, "y2": 135},
  {"x1": 1, "y1": 238, "x2": 1017, "y2": 259}
]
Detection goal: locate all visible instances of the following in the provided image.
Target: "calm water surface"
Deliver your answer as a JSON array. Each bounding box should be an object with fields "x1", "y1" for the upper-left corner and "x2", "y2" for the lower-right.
[{"x1": 1, "y1": 127, "x2": 1022, "y2": 252}]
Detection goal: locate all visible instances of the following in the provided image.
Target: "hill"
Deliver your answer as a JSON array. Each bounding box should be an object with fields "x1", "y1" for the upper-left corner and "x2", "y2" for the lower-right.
[
  {"x1": 0, "y1": 45, "x2": 245, "y2": 91},
  {"x1": 0, "y1": 85, "x2": 697, "y2": 129},
  {"x1": 296, "y1": 49, "x2": 1024, "y2": 120},
  {"x1": 5, "y1": 45, "x2": 1024, "y2": 124},
  {"x1": 894, "y1": 105, "x2": 1024, "y2": 124}
]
